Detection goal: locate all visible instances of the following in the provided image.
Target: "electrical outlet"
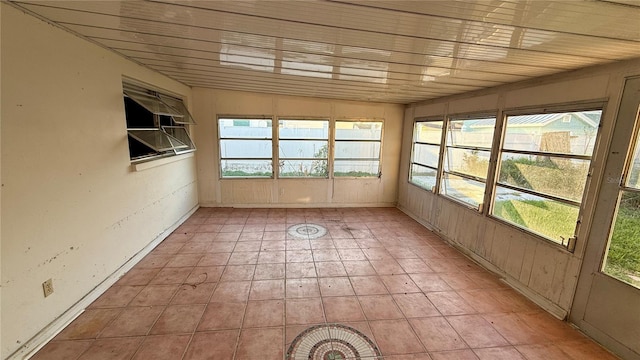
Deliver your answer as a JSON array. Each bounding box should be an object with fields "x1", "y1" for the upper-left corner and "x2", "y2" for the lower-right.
[{"x1": 42, "y1": 278, "x2": 54, "y2": 297}]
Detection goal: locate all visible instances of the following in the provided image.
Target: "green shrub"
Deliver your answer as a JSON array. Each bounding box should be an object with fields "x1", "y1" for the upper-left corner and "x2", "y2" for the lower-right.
[{"x1": 499, "y1": 157, "x2": 587, "y2": 201}]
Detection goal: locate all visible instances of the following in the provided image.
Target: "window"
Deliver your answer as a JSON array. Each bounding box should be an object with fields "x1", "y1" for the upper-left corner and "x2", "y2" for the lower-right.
[
  {"x1": 216, "y1": 117, "x2": 384, "y2": 179},
  {"x1": 410, "y1": 119, "x2": 443, "y2": 190},
  {"x1": 603, "y1": 123, "x2": 640, "y2": 288},
  {"x1": 440, "y1": 116, "x2": 496, "y2": 209},
  {"x1": 218, "y1": 117, "x2": 273, "y2": 178},
  {"x1": 123, "y1": 82, "x2": 196, "y2": 161},
  {"x1": 491, "y1": 109, "x2": 602, "y2": 246},
  {"x1": 278, "y1": 119, "x2": 329, "y2": 178},
  {"x1": 334, "y1": 120, "x2": 383, "y2": 177}
]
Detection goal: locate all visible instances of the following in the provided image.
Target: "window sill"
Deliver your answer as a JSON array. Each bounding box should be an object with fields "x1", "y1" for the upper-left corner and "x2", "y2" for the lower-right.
[{"x1": 131, "y1": 152, "x2": 195, "y2": 172}]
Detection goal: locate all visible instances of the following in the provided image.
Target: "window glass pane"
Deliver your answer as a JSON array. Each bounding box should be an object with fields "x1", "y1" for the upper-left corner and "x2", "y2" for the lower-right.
[
  {"x1": 415, "y1": 121, "x2": 443, "y2": 144},
  {"x1": 498, "y1": 153, "x2": 589, "y2": 202},
  {"x1": 443, "y1": 148, "x2": 491, "y2": 179},
  {"x1": 413, "y1": 143, "x2": 440, "y2": 167},
  {"x1": 492, "y1": 186, "x2": 579, "y2": 244},
  {"x1": 124, "y1": 97, "x2": 155, "y2": 128},
  {"x1": 335, "y1": 142, "x2": 380, "y2": 159},
  {"x1": 334, "y1": 160, "x2": 379, "y2": 177},
  {"x1": 128, "y1": 129, "x2": 186, "y2": 152},
  {"x1": 219, "y1": 119, "x2": 272, "y2": 139},
  {"x1": 410, "y1": 164, "x2": 438, "y2": 190},
  {"x1": 440, "y1": 173, "x2": 485, "y2": 207},
  {"x1": 221, "y1": 159, "x2": 272, "y2": 177},
  {"x1": 503, "y1": 110, "x2": 601, "y2": 156},
  {"x1": 335, "y1": 121, "x2": 382, "y2": 140},
  {"x1": 158, "y1": 94, "x2": 196, "y2": 124},
  {"x1": 626, "y1": 140, "x2": 640, "y2": 190},
  {"x1": 279, "y1": 140, "x2": 328, "y2": 159},
  {"x1": 279, "y1": 120, "x2": 329, "y2": 139},
  {"x1": 124, "y1": 88, "x2": 181, "y2": 117},
  {"x1": 447, "y1": 118, "x2": 495, "y2": 148},
  {"x1": 602, "y1": 190, "x2": 640, "y2": 289},
  {"x1": 279, "y1": 159, "x2": 328, "y2": 177},
  {"x1": 128, "y1": 136, "x2": 157, "y2": 160},
  {"x1": 220, "y1": 139, "x2": 272, "y2": 158},
  {"x1": 162, "y1": 126, "x2": 195, "y2": 153}
]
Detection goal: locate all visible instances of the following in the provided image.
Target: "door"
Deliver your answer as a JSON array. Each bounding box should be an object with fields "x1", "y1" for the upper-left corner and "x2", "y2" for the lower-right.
[{"x1": 572, "y1": 77, "x2": 640, "y2": 360}]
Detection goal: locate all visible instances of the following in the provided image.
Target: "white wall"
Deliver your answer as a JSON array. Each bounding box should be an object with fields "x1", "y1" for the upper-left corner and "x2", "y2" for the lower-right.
[
  {"x1": 192, "y1": 88, "x2": 404, "y2": 208},
  {"x1": 1, "y1": 5, "x2": 198, "y2": 358},
  {"x1": 398, "y1": 59, "x2": 640, "y2": 317}
]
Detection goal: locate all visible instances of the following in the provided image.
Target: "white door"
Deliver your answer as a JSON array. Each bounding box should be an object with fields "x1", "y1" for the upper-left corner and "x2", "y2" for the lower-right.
[{"x1": 572, "y1": 77, "x2": 640, "y2": 360}]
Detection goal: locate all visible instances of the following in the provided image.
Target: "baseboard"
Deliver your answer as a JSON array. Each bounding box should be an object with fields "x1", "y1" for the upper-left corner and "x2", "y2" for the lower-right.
[
  {"x1": 500, "y1": 275, "x2": 568, "y2": 320},
  {"x1": 198, "y1": 202, "x2": 397, "y2": 208},
  {"x1": 572, "y1": 319, "x2": 640, "y2": 360},
  {"x1": 8, "y1": 205, "x2": 199, "y2": 360},
  {"x1": 396, "y1": 204, "x2": 569, "y2": 320}
]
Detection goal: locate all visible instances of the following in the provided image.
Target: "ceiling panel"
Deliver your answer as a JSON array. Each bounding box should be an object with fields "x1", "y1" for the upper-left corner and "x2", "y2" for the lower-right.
[{"x1": 9, "y1": 0, "x2": 640, "y2": 104}]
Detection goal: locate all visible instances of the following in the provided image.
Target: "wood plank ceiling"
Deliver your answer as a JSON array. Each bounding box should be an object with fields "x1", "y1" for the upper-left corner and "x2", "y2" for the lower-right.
[{"x1": 9, "y1": 0, "x2": 640, "y2": 104}]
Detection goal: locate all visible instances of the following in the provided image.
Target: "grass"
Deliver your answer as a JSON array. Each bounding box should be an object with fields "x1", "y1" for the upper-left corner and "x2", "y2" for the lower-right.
[
  {"x1": 603, "y1": 195, "x2": 640, "y2": 288},
  {"x1": 493, "y1": 199, "x2": 578, "y2": 243}
]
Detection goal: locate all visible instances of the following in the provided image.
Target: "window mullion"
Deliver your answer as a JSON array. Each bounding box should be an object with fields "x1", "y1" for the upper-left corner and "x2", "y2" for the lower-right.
[
  {"x1": 484, "y1": 108, "x2": 505, "y2": 214},
  {"x1": 447, "y1": 144, "x2": 492, "y2": 152},
  {"x1": 434, "y1": 117, "x2": 448, "y2": 194},
  {"x1": 501, "y1": 148, "x2": 593, "y2": 161},
  {"x1": 273, "y1": 116, "x2": 279, "y2": 179},
  {"x1": 329, "y1": 119, "x2": 335, "y2": 179},
  {"x1": 445, "y1": 170, "x2": 486, "y2": 183},
  {"x1": 496, "y1": 183, "x2": 582, "y2": 207}
]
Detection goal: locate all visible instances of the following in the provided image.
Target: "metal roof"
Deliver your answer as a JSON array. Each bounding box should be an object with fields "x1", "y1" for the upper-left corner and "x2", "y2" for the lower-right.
[{"x1": 468, "y1": 111, "x2": 601, "y2": 128}]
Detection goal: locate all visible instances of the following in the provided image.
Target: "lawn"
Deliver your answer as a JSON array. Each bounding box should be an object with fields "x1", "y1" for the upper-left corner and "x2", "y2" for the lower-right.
[
  {"x1": 493, "y1": 199, "x2": 578, "y2": 244},
  {"x1": 603, "y1": 194, "x2": 640, "y2": 288}
]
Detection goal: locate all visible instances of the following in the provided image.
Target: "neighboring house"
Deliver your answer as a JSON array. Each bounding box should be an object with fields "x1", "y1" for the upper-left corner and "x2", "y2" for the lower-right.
[{"x1": 462, "y1": 111, "x2": 600, "y2": 155}]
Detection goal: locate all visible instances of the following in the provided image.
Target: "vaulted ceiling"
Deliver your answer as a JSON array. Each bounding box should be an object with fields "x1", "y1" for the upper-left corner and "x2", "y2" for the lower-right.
[{"x1": 9, "y1": 0, "x2": 640, "y2": 104}]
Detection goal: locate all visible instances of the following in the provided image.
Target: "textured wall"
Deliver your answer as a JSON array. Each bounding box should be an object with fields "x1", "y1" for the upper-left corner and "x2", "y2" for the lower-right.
[
  {"x1": 1, "y1": 5, "x2": 198, "y2": 357},
  {"x1": 192, "y1": 88, "x2": 404, "y2": 207}
]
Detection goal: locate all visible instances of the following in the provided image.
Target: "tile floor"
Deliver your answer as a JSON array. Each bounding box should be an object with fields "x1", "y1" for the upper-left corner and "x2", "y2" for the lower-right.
[{"x1": 31, "y1": 207, "x2": 619, "y2": 360}]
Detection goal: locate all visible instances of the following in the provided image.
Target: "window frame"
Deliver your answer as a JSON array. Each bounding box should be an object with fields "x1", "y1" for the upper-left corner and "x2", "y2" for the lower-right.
[
  {"x1": 333, "y1": 119, "x2": 384, "y2": 178},
  {"x1": 123, "y1": 81, "x2": 196, "y2": 163},
  {"x1": 217, "y1": 116, "x2": 275, "y2": 179},
  {"x1": 277, "y1": 118, "x2": 331, "y2": 178},
  {"x1": 488, "y1": 103, "x2": 605, "y2": 249},
  {"x1": 409, "y1": 117, "x2": 445, "y2": 192},
  {"x1": 439, "y1": 113, "x2": 498, "y2": 211}
]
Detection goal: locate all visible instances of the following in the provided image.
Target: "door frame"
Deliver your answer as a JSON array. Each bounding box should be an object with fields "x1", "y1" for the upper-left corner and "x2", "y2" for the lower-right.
[{"x1": 571, "y1": 76, "x2": 640, "y2": 360}]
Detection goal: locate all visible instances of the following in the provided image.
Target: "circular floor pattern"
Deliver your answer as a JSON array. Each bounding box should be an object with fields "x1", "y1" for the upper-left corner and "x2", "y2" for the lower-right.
[
  {"x1": 287, "y1": 223, "x2": 328, "y2": 240},
  {"x1": 286, "y1": 324, "x2": 382, "y2": 360}
]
